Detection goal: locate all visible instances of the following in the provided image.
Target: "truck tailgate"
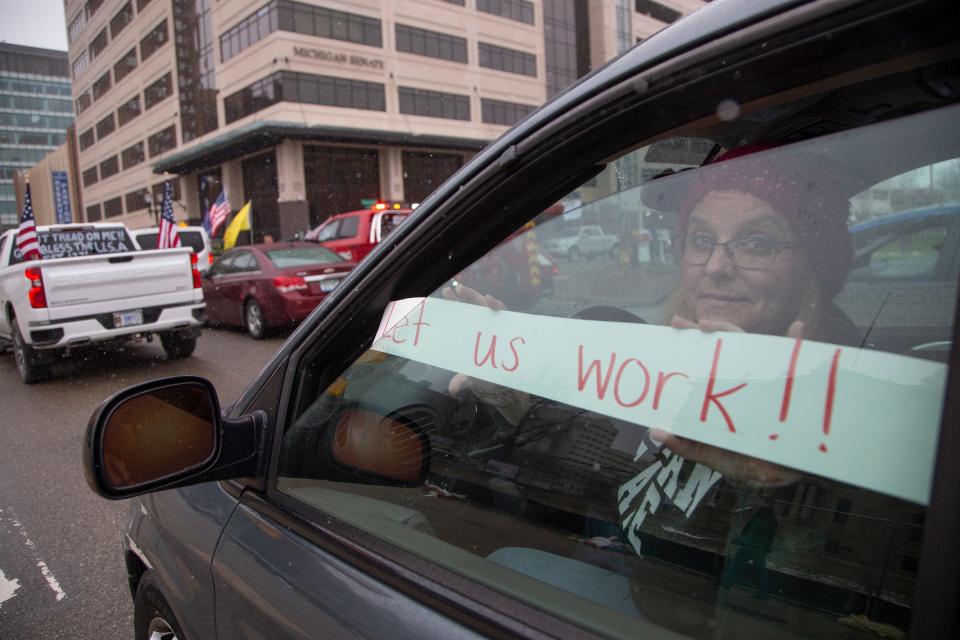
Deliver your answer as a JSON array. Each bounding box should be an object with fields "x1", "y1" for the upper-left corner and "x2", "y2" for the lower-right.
[{"x1": 40, "y1": 249, "x2": 196, "y2": 319}]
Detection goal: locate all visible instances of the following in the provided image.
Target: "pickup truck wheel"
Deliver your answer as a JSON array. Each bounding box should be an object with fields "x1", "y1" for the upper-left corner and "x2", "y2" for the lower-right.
[
  {"x1": 134, "y1": 572, "x2": 187, "y2": 640},
  {"x1": 11, "y1": 321, "x2": 49, "y2": 384},
  {"x1": 245, "y1": 300, "x2": 267, "y2": 340},
  {"x1": 160, "y1": 332, "x2": 196, "y2": 359},
  {"x1": 568, "y1": 246, "x2": 581, "y2": 261}
]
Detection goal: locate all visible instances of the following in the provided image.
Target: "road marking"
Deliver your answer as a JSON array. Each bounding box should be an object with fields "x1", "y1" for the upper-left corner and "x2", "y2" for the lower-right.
[
  {"x1": 2, "y1": 508, "x2": 67, "y2": 601},
  {"x1": 0, "y1": 567, "x2": 20, "y2": 608}
]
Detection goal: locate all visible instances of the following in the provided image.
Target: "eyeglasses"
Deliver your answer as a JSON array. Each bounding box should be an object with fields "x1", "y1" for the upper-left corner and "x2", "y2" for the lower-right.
[{"x1": 682, "y1": 232, "x2": 802, "y2": 270}]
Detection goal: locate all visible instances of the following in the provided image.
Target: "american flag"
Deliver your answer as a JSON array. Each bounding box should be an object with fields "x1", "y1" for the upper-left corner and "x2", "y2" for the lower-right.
[
  {"x1": 17, "y1": 183, "x2": 41, "y2": 261},
  {"x1": 158, "y1": 181, "x2": 180, "y2": 249},
  {"x1": 204, "y1": 190, "x2": 230, "y2": 237}
]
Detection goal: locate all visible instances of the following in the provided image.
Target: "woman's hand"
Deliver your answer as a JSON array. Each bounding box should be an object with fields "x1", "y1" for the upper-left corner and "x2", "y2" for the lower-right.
[
  {"x1": 442, "y1": 282, "x2": 530, "y2": 425},
  {"x1": 664, "y1": 315, "x2": 806, "y2": 487}
]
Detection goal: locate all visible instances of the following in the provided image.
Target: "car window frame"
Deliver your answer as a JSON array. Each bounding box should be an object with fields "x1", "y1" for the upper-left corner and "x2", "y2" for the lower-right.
[{"x1": 219, "y1": 2, "x2": 960, "y2": 637}]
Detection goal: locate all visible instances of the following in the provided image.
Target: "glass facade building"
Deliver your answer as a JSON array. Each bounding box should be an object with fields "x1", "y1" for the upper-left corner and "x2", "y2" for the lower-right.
[{"x1": 0, "y1": 44, "x2": 73, "y2": 231}]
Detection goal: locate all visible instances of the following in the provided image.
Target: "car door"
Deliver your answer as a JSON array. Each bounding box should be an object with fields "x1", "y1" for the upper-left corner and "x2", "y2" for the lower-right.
[
  {"x1": 219, "y1": 250, "x2": 261, "y2": 326},
  {"x1": 209, "y1": 3, "x2": 960, "y2": 639},
  {"x1": 203, "y1": 253, "x2": 236, "y2": 322}
]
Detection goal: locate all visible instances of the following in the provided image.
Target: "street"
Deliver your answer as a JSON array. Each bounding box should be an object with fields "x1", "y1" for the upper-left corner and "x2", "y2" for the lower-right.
[{"x1": 0, "y1": 328, "x2": 284, "y2": 639}]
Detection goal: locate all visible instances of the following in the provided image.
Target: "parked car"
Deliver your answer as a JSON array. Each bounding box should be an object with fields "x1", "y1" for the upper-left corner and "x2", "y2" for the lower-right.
[
  {"x1": 838, "y1": 204, "x2": 960, "y2": 361},
  {"x1": 202, "y1": 242, "x2": 354, "y2": 339},
  {"x1": 84, "y1": 3, "x2": 960, "y2": 640},
  {"x1": 0, "y1": 222, "x2": 204, "y2": 383},
  {"x1": 541, "y1": 224, "x2": 618, "y2": 260},
  {"x1": 131, "y1": 225, "x2": 214, "y2": 273},
  {"x1": 304, "y1": 204, "x2": 411, "y2": 263}
]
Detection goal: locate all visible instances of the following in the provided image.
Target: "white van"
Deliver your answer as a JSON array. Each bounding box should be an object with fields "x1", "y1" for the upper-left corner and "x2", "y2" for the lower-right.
[{"x1": 131, "y1": 225, "x2": 213, "y2": 272}]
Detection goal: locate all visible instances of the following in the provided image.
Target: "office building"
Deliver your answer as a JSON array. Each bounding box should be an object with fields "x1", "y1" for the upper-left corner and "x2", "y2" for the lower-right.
[
  {"x1": 0, "y1": 44, "x2": 74, "y2": 231},
  {"x1": 65, "y1": 0, "x2": 706, "y2": 239}
]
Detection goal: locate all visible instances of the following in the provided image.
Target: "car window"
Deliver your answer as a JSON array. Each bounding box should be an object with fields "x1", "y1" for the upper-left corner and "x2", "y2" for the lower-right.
[
  {"x1": 338, "y1": 215, "x2": 359, "y2": 239},
  {"x1": 265, "y1": 246, "x2": 343, "y2": 267},
  {"x1": 231, "y1": 251, "x2": 259, "y2": 272},
  {"x1": 275, "y1": 80, "x2": 958, "y2": 638},
  {"x1": 315, "y1": 220, "x2": 340, "y2": 242},
  {"x1": 209, "y1": 253, "x2": 235, "y2": 275},
  {"x1": 135, "y1": 232, "x2": 159, "y2": 250},
  {"x1": 380, "y1": 213, "x2": 407, "y2": 237},
  {"x1": 178, "y1": 230, "x2": 206, "y2": 254}
]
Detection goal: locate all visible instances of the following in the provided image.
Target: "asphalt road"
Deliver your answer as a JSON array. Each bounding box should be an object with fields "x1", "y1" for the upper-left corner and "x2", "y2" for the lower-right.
[{"x1": 0, "y1": 327, "x2": 285, "y2": 639}]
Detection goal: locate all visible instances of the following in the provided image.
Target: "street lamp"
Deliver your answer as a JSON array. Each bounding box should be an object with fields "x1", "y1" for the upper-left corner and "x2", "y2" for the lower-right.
[{"x1": 144, "y1": 191, "x2": 160, "y2": 226}]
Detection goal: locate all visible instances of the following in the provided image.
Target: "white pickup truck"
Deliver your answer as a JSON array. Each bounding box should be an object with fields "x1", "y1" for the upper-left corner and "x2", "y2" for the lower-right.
[{"x1": 0, "y1": 223, "x2": 205, "y2": 383}]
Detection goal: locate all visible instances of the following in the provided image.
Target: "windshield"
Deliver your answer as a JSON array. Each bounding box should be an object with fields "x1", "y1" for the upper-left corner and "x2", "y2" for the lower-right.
[
  {"x1": 265, "y1": 246, "x2": 343, "y2": 267},
  {"x1": 11, "y1": 227, "x2": 136, "y2": 263}
]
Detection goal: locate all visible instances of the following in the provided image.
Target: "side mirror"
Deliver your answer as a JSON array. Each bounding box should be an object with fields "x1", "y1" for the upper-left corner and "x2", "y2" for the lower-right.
[{"x1": 83, "y1": 376, "x2": 263, "y2": 499}]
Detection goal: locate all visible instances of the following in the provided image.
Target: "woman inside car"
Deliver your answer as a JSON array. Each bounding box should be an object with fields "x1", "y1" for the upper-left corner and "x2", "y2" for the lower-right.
[{"x1": 446, "y1": 142, "x2": 860, "y2": 487}]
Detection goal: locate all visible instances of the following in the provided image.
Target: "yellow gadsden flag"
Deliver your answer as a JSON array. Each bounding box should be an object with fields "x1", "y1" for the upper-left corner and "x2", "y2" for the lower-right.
[{"x1": 223, "y1": 201, "x2": 252, "y2": 250}]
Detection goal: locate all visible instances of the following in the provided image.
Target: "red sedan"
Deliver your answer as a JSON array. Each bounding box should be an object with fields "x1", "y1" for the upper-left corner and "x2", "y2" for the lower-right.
[{"x1": 202, "y1": 242, "x2": 354, "y2": 339}]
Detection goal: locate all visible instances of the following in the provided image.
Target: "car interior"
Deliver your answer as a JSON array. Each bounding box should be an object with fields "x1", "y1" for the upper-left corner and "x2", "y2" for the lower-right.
[{"x1": 273, "y1": 14, "x2": 960, "y2": 640}]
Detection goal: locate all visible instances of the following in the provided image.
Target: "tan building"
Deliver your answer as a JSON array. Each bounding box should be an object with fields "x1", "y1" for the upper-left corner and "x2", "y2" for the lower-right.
[
  {"x1": 65, "y1": 0, "x2": 705, "y2": 239},
  {"x1": 12, "y1": 130, "x2": 83, "y2": 226}
]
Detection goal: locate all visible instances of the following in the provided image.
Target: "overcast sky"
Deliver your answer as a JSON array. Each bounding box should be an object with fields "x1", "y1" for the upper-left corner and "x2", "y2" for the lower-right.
[{"x1": 0, "y1": 0, "x2": 69, "y2": 52}]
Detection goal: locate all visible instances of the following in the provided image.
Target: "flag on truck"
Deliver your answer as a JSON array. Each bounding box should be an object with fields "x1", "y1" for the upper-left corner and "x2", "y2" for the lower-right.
[
  {"x1": 204, "y1": 190, "x2": 230, "y2": 237},
  {"x1": 158, "y1": 181, "x2": 180, "y2": 249},
  {"x1": 17, "y1": 183, "x2": 40, "y2": 261},
  {"x1": 223, "y1": 201, "x2": 252, "y2": 250}
]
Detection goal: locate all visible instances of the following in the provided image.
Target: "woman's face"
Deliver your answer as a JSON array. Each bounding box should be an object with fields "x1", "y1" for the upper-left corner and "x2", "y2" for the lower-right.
[{"x1": 680, "y1": 190, "x2": 814, "y2": 335}]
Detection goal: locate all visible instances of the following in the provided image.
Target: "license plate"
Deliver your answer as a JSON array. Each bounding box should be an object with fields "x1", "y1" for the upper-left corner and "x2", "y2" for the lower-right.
[
  {"x1": 113, "y1": 310, "x2": 143, "y2": 328},
  {"x1": 320, "y1": 278, "x2": 341, "y2": 292}
]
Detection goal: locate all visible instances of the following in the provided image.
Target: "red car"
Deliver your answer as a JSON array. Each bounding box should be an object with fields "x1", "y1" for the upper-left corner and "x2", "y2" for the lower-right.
[
  {"x1": 304, "y1": 203, "x2": 411, "y2": 263},
  {"x1": 202, "y1": 242, "x2": 354, "y2": 339}
]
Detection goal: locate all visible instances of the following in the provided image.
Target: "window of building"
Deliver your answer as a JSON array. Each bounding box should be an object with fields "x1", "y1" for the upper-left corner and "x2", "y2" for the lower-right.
[
  {"x1": 140, "y1": 20, "x2": 169, "y2": 61},
  {"x1": 68, "y1": 12, "x2": 87, "y2": 44},
  {"x1": 172, "y1": 0, "x2": 219, "y2": 143},
  {"x1": 477, "y1": 0, "x2": 535, "y2": 25},
  {"x1": 543, "y1": 0, "x2": 591, "y2": 97},
  {"x1": 114, "y1": 48, "x2": 138, "y2": 84},
  {"x1": 117, "y1": 95, "x2": 142, "y2": 126},
  {"x1": 85, "y1": 203, "x2": 102, "y2": 221},
  {"x1": 85, "y1": 0, "x2": 105, "y2": 19},
  {"x1": 481, "y1": 97, "x2": 535, "y2": 125},
  {"x1": 75, "y1": 91, "x2": 92, "y2": 115},
  {"x1": 238, "y1": 152, "x2": 280, "y2": 241},
  {"x1": 110, "y1": 2, "x2": 135, "y2": 38},
  {"x1": 95, "y1": 114, "x2": 115, "y2": 139},
  {"x1": 99, "y1": 155, "x2": 119, "y2": 179},
  {"x1": 478, "y1": 42, "x2": 536, "y2": 76},
  {"x1": 136, "y1": 0, "x2": 153, "y2": 10},
  {"x1": 121, "y1": 141, "x2": 145, "y2": 169},
  {"x1": 92, "y1": 71, "x2": 111, "y2": 100},
  {"x1": 224, "y1": 71, "x2": 385, "y2": 124},
  {"x1": 220, "y1": 2, "x2": 277, "y2": 62},
  {"x1": 151, "y1": 179, "x2": 181, "y2": 205},
  {"x1": 90, "y1": 28, "x2": 109, "y2": 60},
  {"x1": 398, "y1": 86, "x2": 470, "y2": 121},
  {"x1": 302, "y1": 146, "x2": 378, "y2": 228},
  {"x1": 78, "y1": 128, "x2": 95, "y2": 150},
  {"x1": 147, "y1": 124, "x2": 176, "y2": 157},
  {"x1": 144, "y1": 73, "x2": 173, "y2": 110},
  {"x1": 72, "y1": 51, "x2": 89, "y2": 79},
  {"x1": 395, "y1": 24, "x2": 467, "y2": 64},
  {"x1": 125, "y1": 188, "x2": 150, "y2": 212},
  {"x1": 82, "y1": 166, "x2": 98, "y2": 187},
  {"x1": 635, "y1": 0, "x2": 681, "y2": 24},
  {"x1": 103, "y1": 196, "x2": 123, "y2": 218},
  {"x1": 402, "y1": 150, "x2": 463, "y2": 204}
]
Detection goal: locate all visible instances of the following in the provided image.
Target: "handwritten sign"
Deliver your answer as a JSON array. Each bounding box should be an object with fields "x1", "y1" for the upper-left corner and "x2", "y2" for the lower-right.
[
  {"x1": 371, "y1": 297, "x2": 947, "y2": 505},
  {"x1": 38, "y1": 228, "x2": 136, "y2": 259}
]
